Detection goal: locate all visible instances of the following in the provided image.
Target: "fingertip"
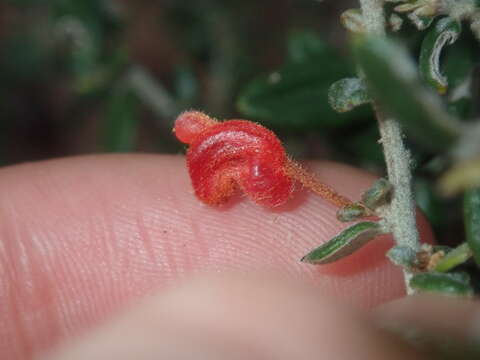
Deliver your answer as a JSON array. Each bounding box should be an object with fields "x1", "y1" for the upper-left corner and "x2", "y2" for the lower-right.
[{"x1": 0, "y1": 155, "x2": 435, "y2": 358}]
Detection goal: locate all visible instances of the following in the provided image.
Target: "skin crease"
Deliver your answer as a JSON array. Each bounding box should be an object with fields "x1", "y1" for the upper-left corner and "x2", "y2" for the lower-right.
[{"x1": 0, "y1": 154, "x2": 436, "y2": 359}]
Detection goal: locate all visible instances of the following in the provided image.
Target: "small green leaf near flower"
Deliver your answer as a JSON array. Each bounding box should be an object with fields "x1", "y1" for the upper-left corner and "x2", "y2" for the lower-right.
[{"x1": 301, "y1": 221, "x2": 383, "y2": 265}]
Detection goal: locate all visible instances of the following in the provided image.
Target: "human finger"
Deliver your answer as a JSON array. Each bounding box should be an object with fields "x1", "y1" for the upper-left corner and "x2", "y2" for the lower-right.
[{"x1": 0, "y1": 154, "x2": 433, "y2": 358}]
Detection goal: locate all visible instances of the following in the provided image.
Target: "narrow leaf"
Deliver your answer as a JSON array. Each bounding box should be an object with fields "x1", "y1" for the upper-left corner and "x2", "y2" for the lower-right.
[
  {"x1": 420, "y1": 17, "x2": 461, "y2": 94},
  {"x1": 336, "y1": 203, "x2": 368, "y2": 222},
  {"x1": 389, "y1": 13, "x2": 403, "y2": 32},
  {"x1": 328, "y1": 78, "x2": 371, "y2": 113},
  {"x1": 301, "y1": 222, "x2": 382, "y2": 265},
  {"x1": 410, "y1": 272, "x2": 474, "y2": 297},
  {"x1": 394, "y1": 3, "x2": 422, "y2": 13},
  {"x1": 434, "y1": 243, "x2": 473, "y2": 272},
  {"x1": 361, "y1": 178, "x2": 392, "y2": 210},
  {"x1": 355, "y1": 36, "x2": 462, "y2": 151},
  {"x1": 464, "y1": 189, "x2": 480, "y2": 267}
]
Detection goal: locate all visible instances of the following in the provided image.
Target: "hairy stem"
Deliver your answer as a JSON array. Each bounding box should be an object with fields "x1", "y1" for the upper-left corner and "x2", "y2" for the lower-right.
[
  {"x1": 360, "y1": 0, "x2": 420, "y2": 294},
  {"x1": 285, "y1": 160, "x2": 353, "y2": 208},
  {"x1": 359, "y1": 0, "x2": 386, "y2": 35}
]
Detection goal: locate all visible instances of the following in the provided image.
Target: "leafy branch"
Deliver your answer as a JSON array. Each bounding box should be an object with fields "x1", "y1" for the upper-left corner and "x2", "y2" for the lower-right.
[{"x1": 302, "y1": 0, "x2": 480, "y2": 297}]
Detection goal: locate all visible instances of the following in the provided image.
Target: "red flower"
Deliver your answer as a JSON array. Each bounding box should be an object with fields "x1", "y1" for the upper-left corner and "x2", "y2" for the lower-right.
[{"x1": 174, "y1": 111, "x2": 351, "y2": 208}]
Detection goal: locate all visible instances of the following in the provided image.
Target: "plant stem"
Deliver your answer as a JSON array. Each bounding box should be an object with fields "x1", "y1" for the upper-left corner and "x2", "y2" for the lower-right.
[
  {"x1": 359, "y1": 0, "x2": 420, "y2": 294},
  {"x1": 359, "y1": 0, "x2": 386, "y2": 35}
]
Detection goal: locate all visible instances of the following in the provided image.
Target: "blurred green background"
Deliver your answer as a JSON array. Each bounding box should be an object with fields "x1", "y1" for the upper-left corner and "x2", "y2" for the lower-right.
[
  {"x1": 0, "y1": 0, "x2": 470, "y2": 246},
  {"x1": 0, "y1": 0, "x2": 363, "y2": 162}
]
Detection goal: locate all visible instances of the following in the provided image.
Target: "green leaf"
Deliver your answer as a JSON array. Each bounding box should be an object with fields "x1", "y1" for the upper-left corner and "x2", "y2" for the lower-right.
[
  {"x1": 410, "y1": 271, "x2": 474, "y2": 297},
  {"x1": 328, "y1": 78, "x2": 371, "y2": 113},
  {"x1": 386, "y1": 246, "x2": 417, "y2": 269},
  {"x1": 301, "y1": 222, "x2": 382, "y2": 265},
  {"x1": 336, "y1": 203, "x2": 368, "y2": 222},
  {"x1": 103, "y1": 85, "x2": 140, "y2": 152},
  {"x1": 464, "y1": 189, "x2": 480, "y2": 267},
  {"x1": 287, "y1": 30, "x2": 332, "y2": 64},
  {"x1": 237, "y1": 32, "x2": 368, "y2": 129},
  {"x1": 392, "y1": 1, "x2": 437, "y2": 30},
  {"x1": 354, "y1": 36, "x2": 462, "y2": 151},
  {"x1": 361, "y1": 178, "x2": 393, "y2": 210},
  {"x1": 434, "y1": 243, "x2": 473, "y2": 272},
  {"x1": 420, "y1": 17, "x2": 461, "y2": 94},
  {"x1": 388, "y1": 13, "x2": 403, "y2": 32}
]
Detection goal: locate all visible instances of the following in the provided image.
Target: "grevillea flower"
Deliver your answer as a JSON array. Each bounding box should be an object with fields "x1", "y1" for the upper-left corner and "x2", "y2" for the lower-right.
[{"x1": 174, "y1": 111, "x2": 351, "y2": 208}]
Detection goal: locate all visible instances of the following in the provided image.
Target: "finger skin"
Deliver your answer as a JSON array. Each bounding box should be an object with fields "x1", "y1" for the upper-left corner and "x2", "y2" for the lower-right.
[
  {"x1": 44, "y1": 274, "x2": 426, "y2": 360},
  {"x1": 374, "y1": 294, "x2": 480, "y2": 345},
  {"x1": 0, "y1": 154, "x2": 434, "y2": 359}
]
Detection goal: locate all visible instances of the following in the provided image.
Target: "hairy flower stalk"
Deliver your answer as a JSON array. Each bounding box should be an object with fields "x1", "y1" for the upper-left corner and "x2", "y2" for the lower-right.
[{"x1": 360, "y1": 0, "x2": 421, "y2": 294}]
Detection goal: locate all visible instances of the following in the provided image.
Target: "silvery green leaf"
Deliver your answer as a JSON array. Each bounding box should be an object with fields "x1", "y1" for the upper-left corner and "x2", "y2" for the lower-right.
[
  {"x1": 328, "y1": 78, "x2": 371, "y2": 113},
  {"x1": 354, "y1": 36, "x2": 463, "y2": 151},
  {"x1": 395, "y1": 1, "x2": 436, "y2": 17},
  {"x1": 361, "y1": 178, "x2": 393, "y2": 210},
  {"x1": 420, "y1": 17, "x2": 461, "y2": 94},
  {"x1": 410, "y1": 272, "x2": 474, "y2": 297},
  {"x1": 394, "y1": 3, "x2": 422, "y2": 12},
  {"x1": 389, "y1": 13, "x2": 404, "y2": 32},
  {"x1": 301, "y1": 222, "x2": 382, "y2": 265},
  {"x1": 336, "y1": 203, "x2": 368, "y2": 222},
  {"x1": 387, "y1": 246, "x2": 417, "y2": 269}
]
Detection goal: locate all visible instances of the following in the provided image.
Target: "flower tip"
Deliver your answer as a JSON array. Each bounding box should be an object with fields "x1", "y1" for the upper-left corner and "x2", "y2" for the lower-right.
[{"x1": 174, "y1": 110, "x2": 218, "y2": 144}]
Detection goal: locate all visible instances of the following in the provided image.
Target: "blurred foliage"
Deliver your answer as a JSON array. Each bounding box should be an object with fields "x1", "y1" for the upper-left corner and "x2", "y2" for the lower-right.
[
  {"x1": 2, "y1": 0, "x2": 480, "y2": 287},
  {"x1": 237, "y1": 30, "x2": 371, "y2": 130}
]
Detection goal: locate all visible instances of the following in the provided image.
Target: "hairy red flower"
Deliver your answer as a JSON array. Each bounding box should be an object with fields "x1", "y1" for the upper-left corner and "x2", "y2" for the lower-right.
[{"x1": 174, "y1": 111, "x2": 351, "y2": 208}]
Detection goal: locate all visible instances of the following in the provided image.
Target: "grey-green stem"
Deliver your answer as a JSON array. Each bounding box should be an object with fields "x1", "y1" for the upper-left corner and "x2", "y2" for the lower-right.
[{"x1": 359, "y1": 0, "x2": 420, "y2": 294}]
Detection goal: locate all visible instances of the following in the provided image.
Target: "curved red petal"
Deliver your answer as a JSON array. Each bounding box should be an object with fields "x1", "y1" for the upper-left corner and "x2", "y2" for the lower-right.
[{"x1": 186, "y1": 120, "x2": 294, "y2": 207}]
